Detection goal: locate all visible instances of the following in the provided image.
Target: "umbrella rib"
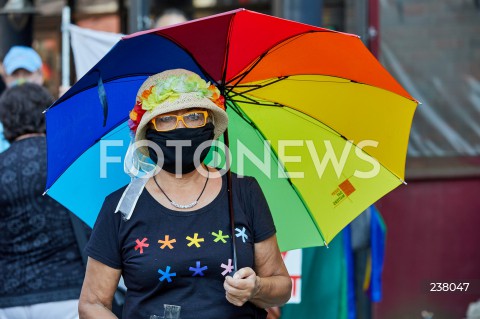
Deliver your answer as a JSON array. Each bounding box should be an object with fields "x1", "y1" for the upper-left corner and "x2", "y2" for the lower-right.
[
  {"x1": 225, "y1": 52, "x2": 268, "y2": 94},
  {"x1": 230, "y1": 95, "x2": 347, "y2": 140},
  {"x1": 263, "y1": 31, "x2": 320, "y2": 55},
  {"x1": 225, "y1": 31, "x2": 320, "y2": 89},
  {"x1": 150, "y1": 32, "x2": 221, "y2": 86},
  {"x1": 229, "y1": 92, "x2": 260, "y2": 104},
  {"x1": 219, "y1": 11, "x2": 237, "y2": 94},
  {"x1": 273, "y1": 106, "x2": 407, "y2": 182},
  {"x1": 47, "y1": 75, "x2": 157, "y2": 110},
  {"x1": 286, "y1": 179, "x2": 328, "y2": 246},
  {"x1": 229, "y1": 99, "x2": 284, "y2": 108},
  {"x1": 275, "y1": 105, "x2": 407, "y2": 182},
  {"x1": 228, "y1": 89, "x2": 268, "y2": 104},
  {"x1": 227, "y1": 76, "x2": 288, "y2": 97}
]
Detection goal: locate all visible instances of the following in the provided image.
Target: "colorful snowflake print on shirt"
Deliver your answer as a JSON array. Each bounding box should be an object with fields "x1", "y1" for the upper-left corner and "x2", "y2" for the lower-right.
[
  {"x1": 134, "y1": 238, "x2": 149, "y2": 254},
  {"x1": 235, "y1": 227, "x2": 248, "y2": 243},
  {"x1": 158, "y1": 266, "x2": 177, "y2": 283},
  {"x1": 189, "y1": 261, "x2": 208, "y2": 277},
  {"x1": 158, "y1": 235, "x2": 176, "y2": 249},
  {"x1": 186, "y1": 233, "x2": 204, "y2": 248},
  {"x1": 221, "y1": 259, "x2": 234, "y2": 276},
  {"x1": 211, "y1": 230, "x2": 229, "y2": 243}
]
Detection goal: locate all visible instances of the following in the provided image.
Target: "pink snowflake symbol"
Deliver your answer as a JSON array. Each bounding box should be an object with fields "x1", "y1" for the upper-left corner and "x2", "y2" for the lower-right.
[
  {"x1": 221, "y1": 258, "x2": 234, "y2": 276},
  {"x1": 134, "y1": 237, "x2": 149, "y2": 254}
]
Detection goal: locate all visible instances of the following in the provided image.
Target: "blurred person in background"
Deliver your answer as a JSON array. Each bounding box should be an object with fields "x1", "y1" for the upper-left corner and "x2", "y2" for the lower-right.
[
  {"x1": 154, "y1": 8, "x2": 188, "y2": 28},
  {"x1": 0, "y1": 46, "x2": 44, "y2": 153},
  {"x1": 2, "y1": 46, "x2": 43, "y2": 88},
  {"x1": 0, "y1": 77, "x2": 5, "y2": 96},
  {"x1": 465, "y1": 299, "x2": 480, "y2": 319},
  {"x1": 0, "y1": 83, "x2": 85, "y2": 319}
]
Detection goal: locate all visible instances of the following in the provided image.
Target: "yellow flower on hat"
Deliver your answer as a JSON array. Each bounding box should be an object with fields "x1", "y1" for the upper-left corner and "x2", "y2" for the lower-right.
[{"x1": 129, "y1": 110, "x2": 138, "y2": 121}]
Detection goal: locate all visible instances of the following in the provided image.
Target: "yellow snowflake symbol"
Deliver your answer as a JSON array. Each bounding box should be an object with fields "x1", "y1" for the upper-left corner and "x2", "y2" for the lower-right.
[{"x1": 186, "y1": 233, "x2": 204, "y2": 248}]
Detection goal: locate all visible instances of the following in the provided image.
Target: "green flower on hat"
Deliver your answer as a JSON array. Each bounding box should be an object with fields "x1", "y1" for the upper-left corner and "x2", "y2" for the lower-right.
[{"x1": 140, "y1": 74, "x2": 219, "y2": 111}]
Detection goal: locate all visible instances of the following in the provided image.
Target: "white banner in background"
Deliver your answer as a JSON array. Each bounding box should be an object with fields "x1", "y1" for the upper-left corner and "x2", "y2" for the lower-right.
[
  {"x1": 282, "y1": 249, "x2": 302, "y2": 304},
  {"x1": 69, "y1": 24, "x2": 123, "y2": 80}
]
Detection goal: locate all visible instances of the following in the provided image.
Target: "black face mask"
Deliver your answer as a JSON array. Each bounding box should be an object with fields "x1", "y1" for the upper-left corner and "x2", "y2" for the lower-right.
[{"x1": 146, "y1": 122, "x2": 215, "y2": 174}]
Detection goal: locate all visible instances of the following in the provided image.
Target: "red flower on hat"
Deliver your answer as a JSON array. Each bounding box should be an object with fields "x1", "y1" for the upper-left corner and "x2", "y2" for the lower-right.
[
  {"x1": 128, "y1": 101, "x2": 147, "y2": 133},
  {"x1": 214, "y1": 95, "x2": 226, "y2": 110},
  {"x1": 208, "y1": 84, "x2": 226, "y2": 110}
]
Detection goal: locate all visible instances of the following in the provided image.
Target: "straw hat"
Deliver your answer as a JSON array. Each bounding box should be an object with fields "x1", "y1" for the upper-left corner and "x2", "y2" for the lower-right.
[{"x1": 129, "y1": 69, "x2": 228, "y2": 144}]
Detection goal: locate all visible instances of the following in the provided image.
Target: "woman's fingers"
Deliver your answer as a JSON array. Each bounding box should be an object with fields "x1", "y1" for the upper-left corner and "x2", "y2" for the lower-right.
[{"x1": 224, "y1": 267, "x2": 258, "y2": 306}]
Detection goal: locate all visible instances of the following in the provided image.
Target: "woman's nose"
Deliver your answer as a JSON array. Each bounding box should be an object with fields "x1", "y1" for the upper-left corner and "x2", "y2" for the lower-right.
[{"x1": 176, "y1": 118, "x2": 187, "y2": 128}]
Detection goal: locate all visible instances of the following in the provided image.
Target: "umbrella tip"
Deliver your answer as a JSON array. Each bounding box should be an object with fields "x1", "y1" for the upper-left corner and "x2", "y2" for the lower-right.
[
  {"x1": 324, "y1": 241, "x2": 329, "y2": 249},
  {"x1": 42, "y1": 189, "x2": 48, "y2": 196}
]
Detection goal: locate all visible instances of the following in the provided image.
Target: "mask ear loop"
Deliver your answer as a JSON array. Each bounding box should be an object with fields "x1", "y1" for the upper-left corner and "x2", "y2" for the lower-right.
[{"x1": 115, "y1": 135, "x2": 159, "y2": 220}]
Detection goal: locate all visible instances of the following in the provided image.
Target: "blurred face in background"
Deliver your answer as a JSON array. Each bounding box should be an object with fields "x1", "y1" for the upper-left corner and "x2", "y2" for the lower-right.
[
  {"x1": 5, "y1": 67, "x2": 44, "y2": 88},
  {"x1": 2, "y1": 46, "x2": 44, "y2": 88}
]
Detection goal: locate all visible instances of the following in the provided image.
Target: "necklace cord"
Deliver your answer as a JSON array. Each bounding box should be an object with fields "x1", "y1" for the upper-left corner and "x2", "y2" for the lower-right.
[{"x1": 153, "y1": 169, "x2": 210, "y2": 208}]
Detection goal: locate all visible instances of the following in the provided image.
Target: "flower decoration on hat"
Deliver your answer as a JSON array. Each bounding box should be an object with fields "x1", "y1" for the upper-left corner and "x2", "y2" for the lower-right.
[
  {"x1": 209, "y1": 84, "x2": 226, "y2": 111},
  {"x1": 128, "y1": 74, "x2": 225, "y2": 133},
  {"x1": 128, "y1": 101, "x2": 147, "y2": 132}
]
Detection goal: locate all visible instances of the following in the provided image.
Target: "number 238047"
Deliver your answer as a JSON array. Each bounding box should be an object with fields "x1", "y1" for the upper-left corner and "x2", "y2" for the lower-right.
[{"x1": 430, "y1": 283, "x2": 469, "y2": 292}]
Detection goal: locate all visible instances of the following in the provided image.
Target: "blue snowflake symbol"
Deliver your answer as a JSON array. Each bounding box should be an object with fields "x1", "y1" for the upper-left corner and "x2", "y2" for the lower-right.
[
  {"x1": 189, "y1": 261, "x2": 208, "y2": 277},
  {"x1": 158, "y1": 266, "x2": 177, "y2": 283},
  {"x1": 235, "y1": 227, "x2": 248, "y2": 243}
]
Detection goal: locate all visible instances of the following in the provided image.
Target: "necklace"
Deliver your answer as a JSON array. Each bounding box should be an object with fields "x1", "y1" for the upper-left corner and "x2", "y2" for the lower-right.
[
  {"x1": 153, "y1": 170, "x2": 209, "y2": 209},
  {"x1": 14, "y1": 133, "x2": 46, "y2": 141}
]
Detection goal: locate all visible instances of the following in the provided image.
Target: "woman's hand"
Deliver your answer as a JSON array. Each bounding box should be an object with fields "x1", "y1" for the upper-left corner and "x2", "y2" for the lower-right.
[
  {"x1": 266, "y1": 306, "x2": 281, "y2": 319},
  {"x1": 245, "y1": 235, "x2": 292, "y2": 309},
  {"x1": 223, "y1": 235, "x2": 291, "y2": 309},
  {"x1": 224, "y1": 267, "x2": 260, "y2": 306}
]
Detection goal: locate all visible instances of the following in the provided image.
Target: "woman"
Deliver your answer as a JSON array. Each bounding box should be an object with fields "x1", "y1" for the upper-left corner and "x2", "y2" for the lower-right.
[
  {"x1": 79, "y1": 69, "x2": 291, "y2": 318},
  {"x1": 0, "y1": 83, "x2": 85, "y2": 319}
]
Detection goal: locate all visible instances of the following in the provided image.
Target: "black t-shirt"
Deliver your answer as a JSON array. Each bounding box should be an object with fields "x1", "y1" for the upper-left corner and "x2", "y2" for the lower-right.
[{"x1": 85, "y1": 172, "x2": 276, "y2": 319}]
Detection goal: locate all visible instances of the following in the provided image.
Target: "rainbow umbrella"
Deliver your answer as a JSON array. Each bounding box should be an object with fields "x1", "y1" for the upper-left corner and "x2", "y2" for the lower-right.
[{"x1": 45, "y1": 9, "x2": 418, "y2": 252}]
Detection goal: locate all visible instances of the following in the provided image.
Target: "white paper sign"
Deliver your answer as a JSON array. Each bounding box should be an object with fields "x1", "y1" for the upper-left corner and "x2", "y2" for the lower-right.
[{"x1": 282, "y1": 249, "x2": 302, "y2": 304}]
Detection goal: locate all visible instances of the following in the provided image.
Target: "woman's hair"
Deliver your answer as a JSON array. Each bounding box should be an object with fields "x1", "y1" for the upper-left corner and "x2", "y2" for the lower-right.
[{"x1": 0, "y1": 83, "x2": 53, "y2": 142}]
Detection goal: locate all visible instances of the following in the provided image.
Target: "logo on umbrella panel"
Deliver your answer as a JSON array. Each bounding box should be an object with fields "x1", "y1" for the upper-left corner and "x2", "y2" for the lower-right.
[{"x1": 331, "y1": 179, "x2": 356, "y2": 207}]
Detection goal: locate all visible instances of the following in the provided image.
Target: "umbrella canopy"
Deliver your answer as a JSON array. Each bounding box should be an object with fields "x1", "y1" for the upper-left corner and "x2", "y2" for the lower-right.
[{"x1": 46, "y1": 9, "x2": 417, "y2": 252}]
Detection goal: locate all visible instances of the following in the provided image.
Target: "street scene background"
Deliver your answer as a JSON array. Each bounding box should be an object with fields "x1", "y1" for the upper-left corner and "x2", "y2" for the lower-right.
[{"x1": 0, "y1": 0, "x2": 479, "y2": 318}]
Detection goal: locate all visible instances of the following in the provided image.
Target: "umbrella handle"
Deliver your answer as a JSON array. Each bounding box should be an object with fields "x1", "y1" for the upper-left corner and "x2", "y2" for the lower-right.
[{"x1": 223, "y1": 128, "x2": 238, "y2": 274}]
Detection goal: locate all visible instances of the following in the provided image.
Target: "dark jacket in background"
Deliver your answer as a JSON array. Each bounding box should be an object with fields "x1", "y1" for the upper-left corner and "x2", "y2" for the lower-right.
[{"x1": 0, "y1": 137, "x2": 85, "y2": 308}]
